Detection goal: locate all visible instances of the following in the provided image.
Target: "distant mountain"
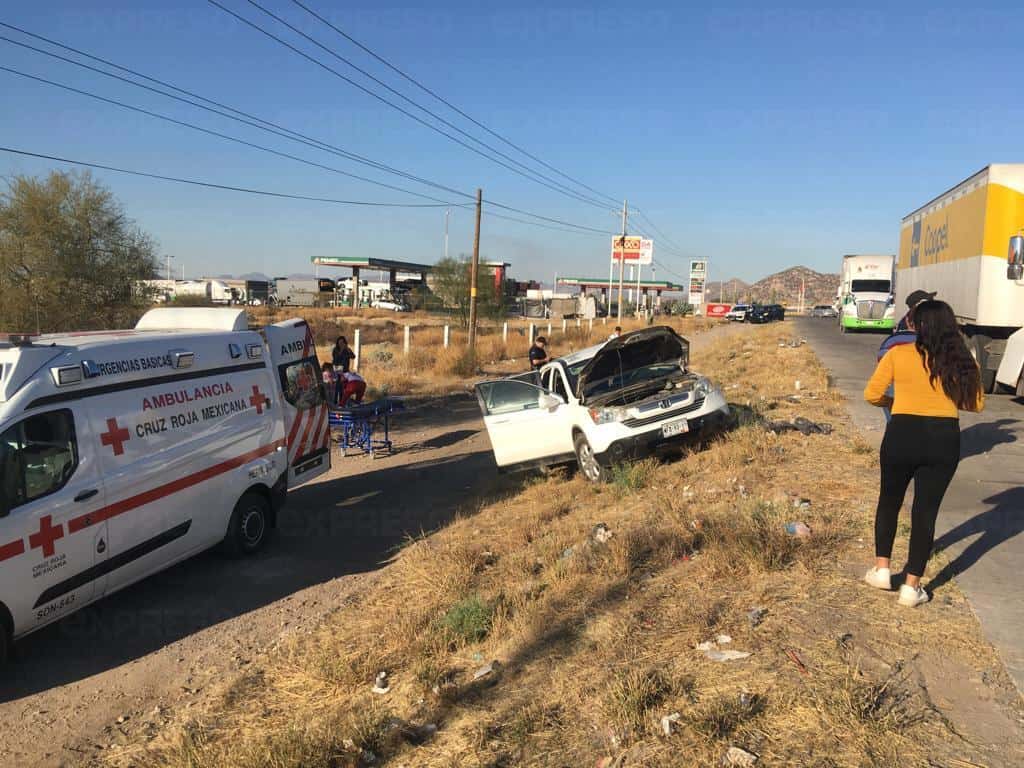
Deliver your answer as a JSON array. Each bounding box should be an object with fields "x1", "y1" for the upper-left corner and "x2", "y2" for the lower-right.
[
  {"x1": 746, "y1": 266, "x2": 839, "y2": 306},
  {"x1": 705, "y1": 278, "x2": 750, "y2": 303}
]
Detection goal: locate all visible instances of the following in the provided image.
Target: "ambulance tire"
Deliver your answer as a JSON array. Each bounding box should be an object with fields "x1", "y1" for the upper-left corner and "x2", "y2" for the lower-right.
[
  {"x1": 0, "y1": 612, "x2": 10, "y2": 666},
  {"x1": 223, "y1": 491, "x2": 270, "y2": 557}
]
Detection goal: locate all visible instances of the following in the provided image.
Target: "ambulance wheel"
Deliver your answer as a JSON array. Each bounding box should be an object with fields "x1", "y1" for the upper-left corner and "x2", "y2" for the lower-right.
[
  {"x1": 223, "y1": 492, "x2": 269, "y2": 557},
  {"x1": 0, "y1": 621, "x2": 9, "y2": 666}
]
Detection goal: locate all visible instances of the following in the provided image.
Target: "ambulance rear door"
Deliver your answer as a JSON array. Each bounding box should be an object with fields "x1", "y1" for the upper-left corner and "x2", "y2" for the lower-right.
[{"x1": 263, "y1": 319, "x2": 331, "y2": 486}]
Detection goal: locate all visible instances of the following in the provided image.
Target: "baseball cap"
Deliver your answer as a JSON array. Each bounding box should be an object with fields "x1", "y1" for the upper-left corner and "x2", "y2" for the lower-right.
[{"x1": 905, "y1": 290, "x2": 936, "y2": 308}]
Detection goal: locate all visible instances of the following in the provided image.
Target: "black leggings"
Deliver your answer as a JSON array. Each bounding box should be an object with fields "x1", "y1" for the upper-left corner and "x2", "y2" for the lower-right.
[{"x1": 874, "y1": 415, "x2": 960, "y2": 577}]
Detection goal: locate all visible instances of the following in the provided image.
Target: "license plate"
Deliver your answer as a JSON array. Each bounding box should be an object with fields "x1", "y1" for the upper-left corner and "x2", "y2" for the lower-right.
[{"x1": 661, "y1": 418, "x2": 689, "y2": 438}]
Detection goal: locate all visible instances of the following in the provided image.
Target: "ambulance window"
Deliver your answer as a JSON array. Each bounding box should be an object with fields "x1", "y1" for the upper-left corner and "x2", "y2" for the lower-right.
[
  {"x1": 279, "y1": 359, "x2": 325, "y2": 410},
  {"x1": 0, "y1": 410, "x2": 77, "y2": 517}
]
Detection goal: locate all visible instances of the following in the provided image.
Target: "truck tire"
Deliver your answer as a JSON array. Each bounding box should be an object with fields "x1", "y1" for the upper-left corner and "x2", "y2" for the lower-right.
[
  {"x1": 574, "y1": 433, "x2": 610, "y2": 483},
  {"x1": 222, "y1": 491, "x2": 270, "y2": 557},
  {"x1": 970, "y1": 334, "x2": 997, "y2": 394}
]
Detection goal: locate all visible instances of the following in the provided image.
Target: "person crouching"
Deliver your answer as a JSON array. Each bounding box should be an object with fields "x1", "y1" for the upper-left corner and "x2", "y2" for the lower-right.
[{"x1": 339, "y1": 371, "x2": 367, "y2": 406}]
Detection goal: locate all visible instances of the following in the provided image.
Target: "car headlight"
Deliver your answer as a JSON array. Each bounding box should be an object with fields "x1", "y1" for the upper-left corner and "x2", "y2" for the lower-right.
[
  {"x1": 694, "y1": 377, "x2": 712, "y2": 399},
  {"x1": 588, "y1": 407, "x2": 623, "y2": 425}
]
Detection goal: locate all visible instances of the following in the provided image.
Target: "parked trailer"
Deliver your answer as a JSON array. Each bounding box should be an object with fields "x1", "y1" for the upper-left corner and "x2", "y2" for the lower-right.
[
  {"x1": 897, "y1": 164, "x2": 1024, "y2": 393},
  {"x1": 273, "y1": 278, "x2": 336, "y2": 308}
]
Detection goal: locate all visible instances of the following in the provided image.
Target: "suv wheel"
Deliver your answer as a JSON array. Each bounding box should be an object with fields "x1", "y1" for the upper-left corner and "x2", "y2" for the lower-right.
[
  {"x1": 222, "y1": 491, "x2": 270, "y2": 557},
  {"x1": 574, "y1": 433, "x2": 609, "y2": 483}
]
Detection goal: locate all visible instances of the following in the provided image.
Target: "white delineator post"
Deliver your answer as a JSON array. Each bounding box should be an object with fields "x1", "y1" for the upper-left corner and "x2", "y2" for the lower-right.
[
  {"x1": 404, "y1": 325, "x2": 410, "y2": 355},
  {"x1": 443, "y1": 324, "x2": 450, "y2": 349},
  {"x1": 547, "y1": 321, "x2": 552, "y2": 337},
  {"x1": 353, "y1": 329, "x2": 361, "y2": 372},
  {"x1": 562, "y1": 318, "x2": 567, "y2": 333},
  {"x1": 502, "y1": 321, "x2": 508, "y2": 342},
  {"x1": 529, "y1": 323, "x2": 536, "y2": 342}
]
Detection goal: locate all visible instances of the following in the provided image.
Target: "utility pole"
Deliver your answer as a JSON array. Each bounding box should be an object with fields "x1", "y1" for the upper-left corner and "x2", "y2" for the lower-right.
[
  {"x1": 468, "y1": 188, "x2": 482, "y2": 352},
  {"x1": 617, "y1": 199, "x2": 627, "y2": 324},
  {"x1": 444, "y1": 208, "x2": 450, "y2": 261}
]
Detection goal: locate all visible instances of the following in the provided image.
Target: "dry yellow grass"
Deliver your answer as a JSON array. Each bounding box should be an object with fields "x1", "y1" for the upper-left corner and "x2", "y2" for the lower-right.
[
  {"x1": 116, "y1": 326, "x2": 1014, "y2": 768},
  {"x1": 303, "y1": 313, "x2": 711, "y2": 396}
]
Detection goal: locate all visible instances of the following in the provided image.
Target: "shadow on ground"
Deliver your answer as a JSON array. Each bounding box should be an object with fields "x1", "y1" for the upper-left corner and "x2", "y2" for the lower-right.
[
  {"x1": 2, "y1": 441, "x2": 520, "y2": 701},
  {"x1": 928, "y1": 486, "x2": 1024, "y2": 595}
]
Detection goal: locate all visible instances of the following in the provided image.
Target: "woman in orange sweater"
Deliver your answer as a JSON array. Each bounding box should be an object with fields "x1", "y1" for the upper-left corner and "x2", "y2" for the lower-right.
[{"x1": 863, "y1": 300, "x2": 983, "y2": 607}]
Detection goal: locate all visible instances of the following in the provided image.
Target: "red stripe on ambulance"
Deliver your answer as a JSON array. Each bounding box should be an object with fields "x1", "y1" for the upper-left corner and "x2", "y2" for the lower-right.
[
  {"x1": 295, "y1": 405, "x2": 317, "y2": 464},
  {"x1": 310, "y1": 403, "x2": 327, "y2": 450},
  {"x1": 0, "y1": 538, "x2": 25, "y2": 563},
  {"x1": 68, "y1": 439, "x2": 286, "y2": 534}
]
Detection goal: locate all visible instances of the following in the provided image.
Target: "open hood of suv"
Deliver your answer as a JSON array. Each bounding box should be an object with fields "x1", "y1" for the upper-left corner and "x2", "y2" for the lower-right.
[{"x1": 576, "y1": 326, "x2": 689, "y2": 403}]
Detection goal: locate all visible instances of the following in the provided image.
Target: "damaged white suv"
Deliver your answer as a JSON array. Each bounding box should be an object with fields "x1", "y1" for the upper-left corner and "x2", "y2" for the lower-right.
[{"x1": 475, "y1": 326, "x2": 730, "y2": 481}]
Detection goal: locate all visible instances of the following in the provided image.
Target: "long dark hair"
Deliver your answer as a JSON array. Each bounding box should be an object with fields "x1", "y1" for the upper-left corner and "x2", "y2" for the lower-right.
[{"x1": 913, "y1": 300, "x2": 981, "y2": 410}]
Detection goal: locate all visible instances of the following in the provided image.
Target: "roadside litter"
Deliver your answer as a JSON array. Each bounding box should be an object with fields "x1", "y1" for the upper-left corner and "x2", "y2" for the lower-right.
[
  {"x1": 372, "y1": 671, "x2": 391, "y2": 694},
  {"x1": 766, "y1": 416, "x2": 833, "y2": 435},
  {"x1": 785, "y1": 648, "x2": 809, "y2": 675},
  {"x1": 747, "y1": 607, "x2": 767, "y2": 627},
  {"x1": 721, "y1": 746, "x2": 759, "y2": 766},
  {"x1": 784, "y1": 521, "x2": 812, "y2": 538},
  {"x1": 591, "y1": 523, "x2": 614, "y2": 544},
  {"x1": 660, "y1": 711, "x2": 681, "y2": 736},
  {"x1": 473, "y1": 660, "x2": 501, "y2": 682},
  {"x1": 696, "y1": 634, "x2": 751, "y2": 662}
]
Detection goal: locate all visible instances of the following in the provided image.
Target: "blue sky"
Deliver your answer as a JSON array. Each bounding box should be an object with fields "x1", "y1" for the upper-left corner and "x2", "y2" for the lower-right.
[{"x1": 3, "y1": 0, "x2": 1023, "y2": 285}]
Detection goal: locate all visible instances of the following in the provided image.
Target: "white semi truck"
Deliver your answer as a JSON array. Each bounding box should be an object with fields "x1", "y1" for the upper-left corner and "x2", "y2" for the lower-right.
[
  {"x1": 897, "y1": 164, "x2": 1024, "y2": 394},
  {"x1": 838, "y1": 254, "x2": 897, "y2": 332}
]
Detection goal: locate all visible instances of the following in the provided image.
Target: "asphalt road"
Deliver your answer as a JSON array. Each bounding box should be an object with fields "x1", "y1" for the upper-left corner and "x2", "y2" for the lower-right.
[{"x1": 795, "y1": 316, "x2": 1024, "y2": 694}]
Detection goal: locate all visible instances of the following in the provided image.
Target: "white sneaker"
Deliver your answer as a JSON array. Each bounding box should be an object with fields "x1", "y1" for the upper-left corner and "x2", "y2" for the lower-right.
[
  {"x1": 864, "y1": 566, "x2": 892, "y2": 591},
  {"x1": 897, "y1": 584, "x2": 930, "y2": 608}
]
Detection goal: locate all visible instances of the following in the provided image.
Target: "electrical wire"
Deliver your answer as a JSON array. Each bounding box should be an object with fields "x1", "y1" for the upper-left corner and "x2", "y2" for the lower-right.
[
  {"x1": 0, "y1": 146, "x2": 458, "y2": 206},
  {"x1": 1, "y1": 42, "x2": 624, "y2": 235},
  {"x1": 287, "y1": 0, "x2": 622, "y2": 208},
  {"x1": 209, "y1": 0, "x2": 619, "y2": 213},
  {"x1": 0, "y1": 31, "x2": 475, "y2": 202},
  {"x1": 242, "y1": 0, "x2": 613, "y2": 212},
  {"x1": 0, "y1": 64, "x2": 459, "y2": 205}
]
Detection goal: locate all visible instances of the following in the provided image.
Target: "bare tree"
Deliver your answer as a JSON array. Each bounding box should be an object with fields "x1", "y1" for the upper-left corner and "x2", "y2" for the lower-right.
[{"x1": 0, "y1": 171, "x2": 159, "y2": 332}]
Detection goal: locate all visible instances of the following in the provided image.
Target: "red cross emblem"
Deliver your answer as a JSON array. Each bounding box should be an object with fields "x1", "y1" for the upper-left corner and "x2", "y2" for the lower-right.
[
  {"x1": 249, "y1": 385, "x2": 270, "y2": 414},
  {"x1": 29, "y1": 515, "x2": 64, "y2": 558},
  {"x1": 100, "y1": 417, "x2": 131, "y2": 456}
]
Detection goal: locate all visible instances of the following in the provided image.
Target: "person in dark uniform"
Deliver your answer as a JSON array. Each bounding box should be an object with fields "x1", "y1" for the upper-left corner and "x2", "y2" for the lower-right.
[{"x1": 529, "y1": 336, "x2": 550, "y2": 370}]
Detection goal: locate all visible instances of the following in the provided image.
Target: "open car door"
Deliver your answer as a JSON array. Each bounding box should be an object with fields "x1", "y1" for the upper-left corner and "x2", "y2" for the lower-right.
[
  {"x1": 474, "y1": 379, "x2": 574, "y2": 470},
  {"x1": 263, "y1": 318, "x2": 332, "y2": 487}
]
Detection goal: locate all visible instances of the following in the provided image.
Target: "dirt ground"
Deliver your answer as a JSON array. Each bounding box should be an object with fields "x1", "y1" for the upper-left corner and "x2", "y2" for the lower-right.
[
  {"x1": 0, "y1": 394, "x2": 519, "y2": 767},
  {"x1": 0, "y1": 323, "x2": 727, "y2": 768},
  {"x1": 1, "y1": 322, "x2": 1021, "y2": 767}
]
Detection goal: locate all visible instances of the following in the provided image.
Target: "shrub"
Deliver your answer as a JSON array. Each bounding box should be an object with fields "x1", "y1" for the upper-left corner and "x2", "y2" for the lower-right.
[{"x1": 440, "y1": 595, "x2": 493, "y2": 644}]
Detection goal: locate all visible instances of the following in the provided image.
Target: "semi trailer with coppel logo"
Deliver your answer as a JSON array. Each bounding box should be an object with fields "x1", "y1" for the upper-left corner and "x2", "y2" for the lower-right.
[
  {"x1": 838, "y1": 254, "x2": 896, "y2": 332},
  {"x1": 898, "y1": 164, "x2": 1024, "y2": 394}
]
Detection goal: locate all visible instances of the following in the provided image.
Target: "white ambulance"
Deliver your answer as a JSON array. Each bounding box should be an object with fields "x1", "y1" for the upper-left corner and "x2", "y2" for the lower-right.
[{"x1": 0, "y1": 308, "x2": 331, "y2": 662}]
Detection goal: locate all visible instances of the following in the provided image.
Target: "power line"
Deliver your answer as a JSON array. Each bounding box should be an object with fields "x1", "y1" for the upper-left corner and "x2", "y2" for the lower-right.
[
  {"x1": 0, "y1": 146, "x2": 458, "y2": 206},
  {"x1": 2, "y1": 55, "x2": 621, "y2": 235},
  {"x1": 0, "y1": 64, "x2": 459, "y2": 205},
  {"x1": 286, "y1": 0, "x2": 622, "y2": 207},
  {"x1": 208, "y1": 0, "x2": 618, "y2": 213},
  {"x1": 243, "y1": 0, "x2": 614, "y2": 211},
  {"x1": 0, "y1": 30, "x2": 474, "y2": 202}
]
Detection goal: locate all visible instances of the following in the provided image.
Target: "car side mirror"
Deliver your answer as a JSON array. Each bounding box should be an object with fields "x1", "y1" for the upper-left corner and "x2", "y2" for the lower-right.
[
  {"x1": 1008, "y1": 235, "x2": 1024, "y2": 280},
  {"x1": 539, "y1": 393, "x2": 563, "y2": 410}
]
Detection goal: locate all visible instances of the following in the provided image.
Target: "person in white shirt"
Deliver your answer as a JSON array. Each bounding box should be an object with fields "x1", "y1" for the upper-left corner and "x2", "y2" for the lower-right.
[{"x1": 608, "y1": 326, "x2": 622, "y2": 341}]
